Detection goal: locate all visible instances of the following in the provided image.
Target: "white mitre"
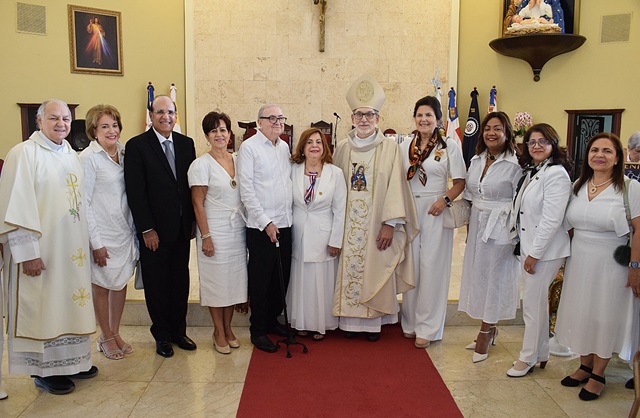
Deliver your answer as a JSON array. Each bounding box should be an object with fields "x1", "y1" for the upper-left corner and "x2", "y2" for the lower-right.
[{"x1": 346, "y1": 74, "x2": 385, "y2": 111}]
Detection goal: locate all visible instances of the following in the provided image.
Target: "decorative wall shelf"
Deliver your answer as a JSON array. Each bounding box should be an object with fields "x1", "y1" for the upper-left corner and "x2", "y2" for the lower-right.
[{"x1": 489, "y1": 33, "x2": 586, "y2": 82}]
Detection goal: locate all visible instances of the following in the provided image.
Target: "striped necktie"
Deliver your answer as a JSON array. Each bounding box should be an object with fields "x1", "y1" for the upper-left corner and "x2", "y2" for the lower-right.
[{"x1": 304, "y1": 172, "x2": 318, "y2": 205}]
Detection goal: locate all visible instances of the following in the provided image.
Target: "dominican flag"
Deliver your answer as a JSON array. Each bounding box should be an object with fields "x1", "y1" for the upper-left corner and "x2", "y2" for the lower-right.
[
  {"x1": 445, "y1": 87, "x2": 462, "y2": 147},
  {"x1": 145, "y1": 81, "x2": 154, "y2": 131},
  {"x1": 170, "y1": 83, "x2": 182, "y2": 134},
  {"x1": 488, "y1": 85, "x2": 498, "y2": 113},
  {"x1": 462, "y1": 88, "x2": 480, "y2": 168}
]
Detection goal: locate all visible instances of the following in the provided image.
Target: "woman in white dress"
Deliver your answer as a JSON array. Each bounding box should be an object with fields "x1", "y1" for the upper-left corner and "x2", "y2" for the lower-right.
[
  {"x1": 556, "y1": 133, "x2": 640, "y2": 400},
  {"x1": 506, "y1": 123, "x2": 572, "y2": 377},
  {"x1": 188, "y1": 112, "x2": 248, "y2": 354},
  {"x1": 80, "y1": 104, "x2": 138, "y2": 360},
  {"x1": 287, "y1": 128, "x2": 346, "y2": 340},
  {"x1": 399, "y1": 96, "x2": 466, "y2": 349},
  {"x1": 459, "y1": 111, "x2": 521, "y2": 363}
]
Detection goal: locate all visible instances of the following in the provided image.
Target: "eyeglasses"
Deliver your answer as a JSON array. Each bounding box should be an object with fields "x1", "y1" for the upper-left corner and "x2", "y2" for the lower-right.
[
  {"x1": 153, "y1": 110, "x2": 176, "y2": 116},
  {"x1": 353, "y1": 111, "x2": 377, "y2": 121},
  {"x1": 526, "y1": 139, "x2": 551, "y2": 148},
  {"x1": 259, "y1": 115, "x2": 287, "y2": 124}
]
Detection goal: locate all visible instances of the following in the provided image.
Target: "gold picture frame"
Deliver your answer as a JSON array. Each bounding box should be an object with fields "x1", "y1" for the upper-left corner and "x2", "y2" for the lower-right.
[
  {"x1": 500, "y1": 0, "x2": 581, "y2": 38},
  {"x1": 68, "y1": 5, "x2": 123, "y2": 76}
]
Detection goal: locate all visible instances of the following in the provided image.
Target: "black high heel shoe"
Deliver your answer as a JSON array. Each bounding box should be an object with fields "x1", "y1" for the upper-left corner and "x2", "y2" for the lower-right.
[
  {"x1": 561, "y1": 364, "x2": 592, "y2": 387},
  {"x1": 579, "y1": 373, "x2": 606, "y2": 401}
]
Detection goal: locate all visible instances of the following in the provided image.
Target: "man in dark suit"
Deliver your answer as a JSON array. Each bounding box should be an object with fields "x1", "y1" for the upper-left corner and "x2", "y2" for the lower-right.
[{"x1": 124, "y1": 95, "x2": 197, "y2": 357}]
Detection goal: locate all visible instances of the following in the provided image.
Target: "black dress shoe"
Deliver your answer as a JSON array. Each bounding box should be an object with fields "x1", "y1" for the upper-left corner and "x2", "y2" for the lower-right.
[
  {"x1": 156, "y1": 341, "x2": 174, "y2": 357},
  {"x1": 578, "y1": 373, "x2": 606, "y2": 401},
  {"x1": 626, "y1": 378, "x2": 634, "y2": 389},
  {"x1": 344, "y1": 331, "x2": 357, "y2": 339},
  {"x1": 561, "y1": 364, "x2": 592, "y2": 387},
  {"x1": 366, "y1": 332, "x2": 380, "y2": 342},
  {"x1": 68, "y1": 365, "x2": 99, "y2": 379},
  {"x1": 251, "y1": 335, "x2": 278, "y2": 353},
  {"x1": 34, "y1": 376, "x2": 75, "y2": 395},
  {"x1": 171, "y1": 336, "x2": 197, "y2": 351},
  {"x1": 267, "y1": 324, "x2": 289, "y2": 337}
]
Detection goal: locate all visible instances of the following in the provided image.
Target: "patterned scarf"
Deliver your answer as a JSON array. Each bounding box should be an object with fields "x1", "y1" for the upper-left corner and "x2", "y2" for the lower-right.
[
  {"x1": 406, "y1": 132, "x2": 438, "y2": 186},
  {"x1": 304, "y1": 172, "x2": 318, "y2": 205}
]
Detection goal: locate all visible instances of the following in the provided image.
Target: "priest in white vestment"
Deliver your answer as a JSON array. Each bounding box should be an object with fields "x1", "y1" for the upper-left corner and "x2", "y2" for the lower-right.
[
  {"x1": 332, "y1": 75, "x2": 419, "y2": 341},
  {"x1": 0, "y1": 99, "x2": 97, "y2": 395}
]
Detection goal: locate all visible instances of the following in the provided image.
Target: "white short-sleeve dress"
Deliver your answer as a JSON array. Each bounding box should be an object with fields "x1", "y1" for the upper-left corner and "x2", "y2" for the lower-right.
[
  {"x1": 188, "y1": 153, "x2": 248, "y2": 307},
  {"x1": 556, "y1": 179, "x2": 640, "y2": 360}
]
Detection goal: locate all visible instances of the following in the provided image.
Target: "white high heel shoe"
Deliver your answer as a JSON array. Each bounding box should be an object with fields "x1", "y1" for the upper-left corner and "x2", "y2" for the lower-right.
[
  {"x1": 472, "y1": 326, "x2": 497, "y2": 363},
  {"x1": 507, "y1": 360, "x2": 547, "y2": 377}
]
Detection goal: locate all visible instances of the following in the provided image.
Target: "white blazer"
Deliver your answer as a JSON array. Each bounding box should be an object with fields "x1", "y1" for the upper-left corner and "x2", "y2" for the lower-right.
[
  {"x1": 291, "y1": 163, "x2": 347, "y2": 262},
  {"x1": 518, "y1": 164, "x2": 572, "y2": 260}
]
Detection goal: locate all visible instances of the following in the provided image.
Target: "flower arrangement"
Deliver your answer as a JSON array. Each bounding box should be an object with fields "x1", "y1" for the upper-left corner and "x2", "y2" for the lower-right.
[{"x1": 513, "y1": 111, "x2": 533, "y2": 137}]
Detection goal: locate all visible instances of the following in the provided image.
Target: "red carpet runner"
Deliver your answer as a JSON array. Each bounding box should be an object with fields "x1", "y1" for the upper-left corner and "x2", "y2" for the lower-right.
[{"x1": 237, "y1": 324, "x2": 462, "y2": 417}]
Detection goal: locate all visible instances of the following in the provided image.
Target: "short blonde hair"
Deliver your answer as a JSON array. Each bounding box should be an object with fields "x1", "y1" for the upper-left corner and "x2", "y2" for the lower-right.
[{"x1": 85, "y1": 104, "x2": 123, "y2": 140}]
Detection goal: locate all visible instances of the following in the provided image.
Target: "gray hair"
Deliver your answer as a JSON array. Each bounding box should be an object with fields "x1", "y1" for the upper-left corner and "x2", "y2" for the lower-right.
[
  {"x1": 257, "y1": 103, "x2": 281, "y2": 120},
  {"x1": 629, "y1": 131, "x2": 640, "y2": 151},
  {"x1": 36, "y1": 99, "x2": 71, "y2": 127}
]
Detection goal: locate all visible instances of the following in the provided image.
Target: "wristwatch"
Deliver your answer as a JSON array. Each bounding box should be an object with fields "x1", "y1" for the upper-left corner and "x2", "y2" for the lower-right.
[
  {"x1": 630, "y1": 261, "x2": 640, "y2": 269},
  {"x1": 443, "y1": 195, "x2": 452, "y2": 207}
]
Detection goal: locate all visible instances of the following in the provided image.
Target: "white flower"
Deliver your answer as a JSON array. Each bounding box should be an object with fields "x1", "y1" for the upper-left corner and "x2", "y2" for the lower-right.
[{"x1": 513, "y1": 111, "x2": 533, "y2": 136}]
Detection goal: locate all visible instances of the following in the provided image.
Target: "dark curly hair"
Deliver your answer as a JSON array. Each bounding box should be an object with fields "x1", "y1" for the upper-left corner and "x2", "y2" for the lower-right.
[{"x1": 518, "y1": 123, "x2": 572, "y2": 174}]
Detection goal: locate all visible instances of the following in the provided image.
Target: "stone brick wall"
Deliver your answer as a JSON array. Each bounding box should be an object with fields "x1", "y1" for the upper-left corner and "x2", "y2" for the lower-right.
[{"x1": 192, "y1": 0, "x2": 451, "y2": 154}]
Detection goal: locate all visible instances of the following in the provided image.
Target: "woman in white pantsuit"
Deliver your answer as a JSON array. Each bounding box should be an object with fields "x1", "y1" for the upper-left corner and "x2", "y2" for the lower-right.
[
  {"x1": 507, "y1": 123, "x2": 572, "y2": 377},
  {"x1": 287, "y1": 128, "x2": 347, "y2": 340},
  {"x1": 400, "y1": 96, "x2": 466, "y2": 349}
]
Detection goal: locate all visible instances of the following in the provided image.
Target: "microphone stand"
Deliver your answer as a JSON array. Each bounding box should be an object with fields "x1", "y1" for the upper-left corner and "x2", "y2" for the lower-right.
[{"x1": 274, "y1": 237, "x2": 308, "y2": 358}]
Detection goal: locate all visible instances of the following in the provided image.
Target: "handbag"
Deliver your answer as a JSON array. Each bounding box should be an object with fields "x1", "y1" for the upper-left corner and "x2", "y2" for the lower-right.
[
  {"x1": 443, "y1": 199, "x2": 471, "y2": 229},
  {"x1": 442, "y1": 146, "x2": 471, "y2": 229},
  {"x1": 134, "y1": 260, "x2": 144, "y2": 290},
  {"x1": 613, "y1": 178, "x2": 633, "y2": 266}
]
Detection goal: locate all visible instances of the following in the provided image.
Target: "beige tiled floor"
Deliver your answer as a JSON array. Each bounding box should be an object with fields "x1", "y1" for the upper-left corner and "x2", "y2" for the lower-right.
[
  {"x1": 12, "y1": 229, "x2": 628, "y2": 416},
  {"x1": 0, "y1": 325, "x2": 635, "y2": 417}
]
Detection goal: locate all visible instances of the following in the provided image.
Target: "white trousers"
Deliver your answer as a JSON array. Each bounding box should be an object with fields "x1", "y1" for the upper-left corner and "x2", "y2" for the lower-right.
[
  {"x1": 518, "y1": 255, "x2": 565, "y2": 365},
  {"x1": 400, "y1": 194, "x2": 454, "y2": 341}
]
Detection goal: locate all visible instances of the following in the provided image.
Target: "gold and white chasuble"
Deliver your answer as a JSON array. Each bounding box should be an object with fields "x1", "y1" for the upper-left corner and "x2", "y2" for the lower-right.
[
  {"x1": 332, "y1": 130, "x2": 419, "y2": 319},
  {"x1": 0, "y1": 132, "x2": 95, "y2": 350}
]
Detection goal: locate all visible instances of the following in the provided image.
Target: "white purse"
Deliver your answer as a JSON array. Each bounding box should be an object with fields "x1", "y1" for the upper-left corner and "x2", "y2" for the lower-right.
[
  {"x1": 443, "y1": 199, "x2": 471, "y2": 229},
  {"x1": 442, "y1": 146, "x2": 470, "y2": 229}
]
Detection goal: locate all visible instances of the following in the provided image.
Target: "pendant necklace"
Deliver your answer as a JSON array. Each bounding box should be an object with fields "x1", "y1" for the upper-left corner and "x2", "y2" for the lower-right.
[{"x1": 589, "y1": 177, "x2": 613, "y2": 194}]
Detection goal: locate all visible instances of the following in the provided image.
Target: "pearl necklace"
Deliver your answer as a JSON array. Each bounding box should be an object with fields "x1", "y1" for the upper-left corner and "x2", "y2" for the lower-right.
[{"x1": 589, "y1": 177, "x2": 613, "y2": 194}]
